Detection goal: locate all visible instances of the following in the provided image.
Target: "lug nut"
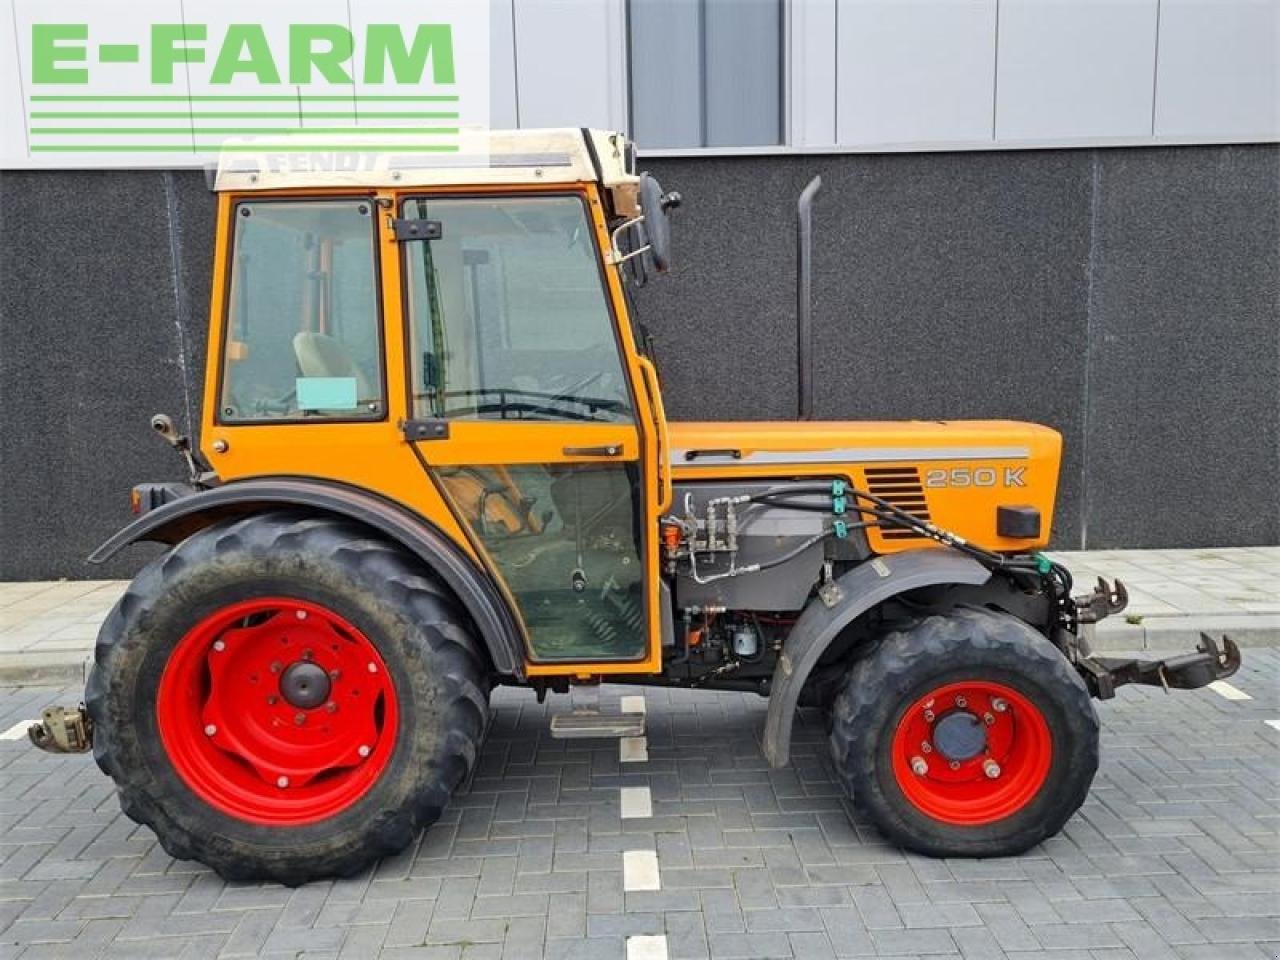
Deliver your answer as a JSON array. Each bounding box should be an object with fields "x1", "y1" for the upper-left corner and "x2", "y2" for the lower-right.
[
  {"x1": 266, "y1": 695, "x2": 278, "y2": 705},
  {"x1": 325, "y1": 702, "x2": 337, "y2": 714},
  {"x1": 983, "y1": 712, "x2": 995, "y2": 725},
  {"x1": 920, "y1": 742, "x2": 932, "y2": 754},
  {"x1": 949, "y1": 760, "x2": 960, "y2": 770},
  {"x1": 203, "y1": 724, "x2": 217, "y2": 736},
  {"x1": 992, "y1": 698, "x2": 1008, "y2": 713},
  {"x1": 270, "y1": 661, "x2": 282, "y2": 674},
  {"x1": 367, "y1": 662, "x2": 378, "y2": 673},
  {"x1": 294, "y1": 712, "x2": 306, "y2": 726},
  {"x1": 983, "y1": 759, "x2": 1002, "y2": 779},
  {"x1": 212, "y1": 640, "x2": 225, "y2": 652},
  {"x1": 910, "y1": 756, "x2": 928, "y2": 776},
  {"x1": 277, "y1": 776, "x2": 289, "y2": 788},
  {"x1": 955, "y1": 696, "x2": 967, "y2": 708},
  {"x1": 296, "y1": 610, "x2": 307, "y2": 620},
  {"x1": 329, "y1": 669, "x2": 340, "y2": 680},
  {"x1": 358, "y1": 744, "x2": 371, "y2": 758},
  {"x1": 923, "y1": 709, "x2": 935, "y2": 722}
]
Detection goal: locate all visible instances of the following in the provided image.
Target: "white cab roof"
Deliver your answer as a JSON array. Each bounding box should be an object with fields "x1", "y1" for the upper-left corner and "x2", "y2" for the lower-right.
[{"x1": 214, "y1": 128, "x2": 637, "y2": 196}]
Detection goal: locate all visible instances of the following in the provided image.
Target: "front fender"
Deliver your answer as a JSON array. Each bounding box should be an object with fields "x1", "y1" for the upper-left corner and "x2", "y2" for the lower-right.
[
  {"x1": 89, "y1": 477, "x2": 526, "y2": 679},
  {"x1": 762, "y1": 550, "x2": 992, "y2": 768}
]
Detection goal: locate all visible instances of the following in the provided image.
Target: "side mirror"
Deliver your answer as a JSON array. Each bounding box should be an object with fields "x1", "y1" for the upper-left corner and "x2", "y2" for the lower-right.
[{"x1": 609, "y1": 172, "x2": 681, "y2": 279}]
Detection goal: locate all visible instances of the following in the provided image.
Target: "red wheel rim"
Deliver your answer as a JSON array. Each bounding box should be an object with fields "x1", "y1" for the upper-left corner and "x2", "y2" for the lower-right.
[
  {"x1": 157, "y1": 597, "x2": 398, "y2": 826},
  {"x1": 890, "y1": 680, "x2": 1052, "y2": 826}
]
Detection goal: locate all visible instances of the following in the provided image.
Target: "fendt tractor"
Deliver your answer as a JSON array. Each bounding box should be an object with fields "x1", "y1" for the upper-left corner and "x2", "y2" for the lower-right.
[{"x1": 30, "y1": 129, "x2": 1239, "y2": 885}]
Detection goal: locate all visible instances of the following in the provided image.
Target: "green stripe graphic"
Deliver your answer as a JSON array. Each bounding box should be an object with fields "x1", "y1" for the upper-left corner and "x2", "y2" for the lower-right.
[
  {"x1": 30, "y1": 127, "x2": 460, "y2": 136},
  {"x1": 31, "y1": 95, "x2": 459, "y2": 102},
  {"x1": 31, "y1": 112, "x2": 458, "y2": 119}
]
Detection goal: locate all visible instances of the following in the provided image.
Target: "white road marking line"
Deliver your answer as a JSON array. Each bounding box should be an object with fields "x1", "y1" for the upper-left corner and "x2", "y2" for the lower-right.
[
  {"x1": 627, "y1": 934, "x2": 669, "y2": 960},
  {"x1": 620, "y1": 735, "x2": 648, "y2": 763},
  {"x1": 623, "y1": 849, "x2": 661, "y2": 891},
  {"x1": 1265, "y1": 719, "x2": 1280, "y2": 732},
  {"x1": 620, "y1": 695, "x2": 646, "y2": 715},
  {"x1": 0, "y1": 720, "x2": 31, "y2": 741},
  {"x1": 1208, "y1": 681, "x2": 1252, "y2": 701},
  {"x1": 620, "y1": 785, "x2": 652, "y2": 819}
]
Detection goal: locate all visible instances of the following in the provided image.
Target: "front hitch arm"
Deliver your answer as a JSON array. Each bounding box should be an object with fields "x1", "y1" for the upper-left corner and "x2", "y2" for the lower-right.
[{"x1": 1076, "y1": 633, "x2": 1242, "y2": 700}]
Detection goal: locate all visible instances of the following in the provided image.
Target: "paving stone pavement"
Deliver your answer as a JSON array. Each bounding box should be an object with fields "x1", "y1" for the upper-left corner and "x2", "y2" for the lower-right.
[{"x1": 1, "y1": 649, "x2": 1277, "y2": 960}]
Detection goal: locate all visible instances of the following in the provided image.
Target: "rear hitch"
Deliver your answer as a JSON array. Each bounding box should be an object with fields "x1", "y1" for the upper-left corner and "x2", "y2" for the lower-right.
[
  {"x1": 27, "y1": 704, "x2": 93, "y2": 754},
  {"x1": 1077, "y1": 633, "x2": 1241, "y2": 700}
]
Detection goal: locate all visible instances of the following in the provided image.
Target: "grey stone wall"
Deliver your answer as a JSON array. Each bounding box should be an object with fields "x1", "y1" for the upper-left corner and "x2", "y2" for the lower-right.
[{"x1": 0, "y1": 144, "x2": 1276, "y2": 580}]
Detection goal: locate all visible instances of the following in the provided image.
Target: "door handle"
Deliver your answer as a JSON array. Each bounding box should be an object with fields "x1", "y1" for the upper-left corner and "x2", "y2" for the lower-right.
[{"x1": 562, "y1": 444, "x2": 623, "y2": 457}]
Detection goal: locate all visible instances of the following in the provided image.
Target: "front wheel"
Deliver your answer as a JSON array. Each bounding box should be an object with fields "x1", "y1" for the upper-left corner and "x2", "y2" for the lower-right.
[
  {"x1": 829, "y1": 607, "x2": 1098, "y2": 857},
  {"x1": 86, "y1": 512, "x2": 490, "y2": 885}
]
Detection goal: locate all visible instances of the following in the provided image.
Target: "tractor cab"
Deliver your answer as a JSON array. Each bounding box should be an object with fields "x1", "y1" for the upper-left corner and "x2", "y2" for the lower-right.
[{"x1": 205, "y1": 130, "x2": 675, "y2": 672}]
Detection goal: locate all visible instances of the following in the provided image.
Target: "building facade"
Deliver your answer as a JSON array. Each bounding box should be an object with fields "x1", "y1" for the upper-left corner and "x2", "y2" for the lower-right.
[{"x1": 1, "y1": 0, "x2": 1277, "y2": 578}]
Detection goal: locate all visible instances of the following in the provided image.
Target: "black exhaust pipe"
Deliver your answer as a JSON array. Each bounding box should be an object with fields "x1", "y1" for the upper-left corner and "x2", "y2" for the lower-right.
[{"x1": 796, "y1": 176, "x2": 822, "y2": 420}]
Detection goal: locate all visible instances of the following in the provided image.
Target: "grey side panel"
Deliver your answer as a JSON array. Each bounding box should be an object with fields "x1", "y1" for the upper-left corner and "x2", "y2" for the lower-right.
[
  {"x1": 761, "y1": 550, "x2": 992, "y2": 768},
  {"x1": 629, "y1": 0, "x2": 703, "y2": 149},
  {"x1": 87, "y1": 478, "x2": 526, "y2": 678},
  {"x1": 704, "y1": 0, "x2": 782, "y2": 147}
]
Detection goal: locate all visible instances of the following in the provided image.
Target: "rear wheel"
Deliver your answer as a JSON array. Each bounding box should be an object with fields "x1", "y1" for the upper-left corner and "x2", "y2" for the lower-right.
[
  {"x1": 829, "y1": 606, "x2": 1098, "y2": 857},
  {"x1": 86, "y1": 512, "x2": 490, "y2": 885}
]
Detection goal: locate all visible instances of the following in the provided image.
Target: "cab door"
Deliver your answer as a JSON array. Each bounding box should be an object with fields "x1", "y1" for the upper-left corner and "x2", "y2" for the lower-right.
[{"x1": 395, "y1": 186, "x2": 663, "y2": 675}]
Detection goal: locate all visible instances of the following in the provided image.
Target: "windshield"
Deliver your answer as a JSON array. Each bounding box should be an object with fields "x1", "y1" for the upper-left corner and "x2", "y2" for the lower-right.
[{"x1": 402, "y1": 195, "x2": 633, "y2": 424}]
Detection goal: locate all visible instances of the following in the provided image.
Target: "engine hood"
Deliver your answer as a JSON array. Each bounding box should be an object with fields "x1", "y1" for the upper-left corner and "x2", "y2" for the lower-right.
[{"x1": 666, "y1": 419, "x2": 1062, "y2": 553}]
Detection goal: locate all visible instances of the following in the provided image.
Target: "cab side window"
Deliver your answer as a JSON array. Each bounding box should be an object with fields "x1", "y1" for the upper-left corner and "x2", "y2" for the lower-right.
[{"x1": 219, "y1": 200, "x2": 384, "y2": 422}]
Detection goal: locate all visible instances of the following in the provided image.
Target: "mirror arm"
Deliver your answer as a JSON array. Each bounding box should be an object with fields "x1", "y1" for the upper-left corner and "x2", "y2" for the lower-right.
[{"x1": 606, "y1": 214, "x2": 649, "y2": 266}]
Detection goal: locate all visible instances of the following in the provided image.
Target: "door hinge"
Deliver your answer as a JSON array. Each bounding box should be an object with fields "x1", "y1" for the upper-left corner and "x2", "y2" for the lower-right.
[
  {"x1": 391, "y1": 218, "x2": 442, "y2": 242},
  {"x1": 403, "y1": 419, "x2": 449, "y2": 441}
]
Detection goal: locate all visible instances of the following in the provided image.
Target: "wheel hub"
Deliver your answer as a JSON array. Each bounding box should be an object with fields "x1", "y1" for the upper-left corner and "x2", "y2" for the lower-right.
[
  {"x1": 156, "y1": 597, "x2": 398, "y2": 826},
  {"x1": 279, "y1": 660, "x2": 331, "y2": 709},
  {"x1": 932, "y1": 711, "x2": 986, "y2": 761},
  {"x1": 891, "y1": 680, "x2": 1053, "y2": 826}
]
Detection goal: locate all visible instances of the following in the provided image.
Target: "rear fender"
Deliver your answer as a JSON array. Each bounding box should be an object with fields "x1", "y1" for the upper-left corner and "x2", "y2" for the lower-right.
[
  {"x1": 89, "y1": 477, "x2": 526, "y2": 679},
  {"x1": 762, "y1": 550, "x2": 992, "y2": 768}
]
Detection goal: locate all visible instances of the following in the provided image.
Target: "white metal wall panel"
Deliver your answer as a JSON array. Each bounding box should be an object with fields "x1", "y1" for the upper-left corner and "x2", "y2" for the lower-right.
[
  {"x1": 836, "y1": 0, "x2": 998, "y2": 146},
  {"x1": 11, "y1": 0, "x2": 188, "y2": 164},
  {"x1": 0, "y1": 0, "x2": 30, "y2": 165},
  {"x1": 512, "y1": 0, "x2": 626, "y2": 131},
  {"x1": 789, "y1": 0, "x2": 838, "y2": 147},
  {"x1": 996, "y1": 0, "x2": 1159, "y2": 141},
  {"x1": 1154, "y1": 0, "x2": 1280, "y2": 139}
]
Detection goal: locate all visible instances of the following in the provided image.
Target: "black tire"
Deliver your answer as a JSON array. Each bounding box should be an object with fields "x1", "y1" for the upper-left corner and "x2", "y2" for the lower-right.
[
  {"x1": 85, "y1": 511, "x2": 490, "y2": 886},
  {"x1": 829, "y1": 606, "x2": 1098, "y2": 857}
]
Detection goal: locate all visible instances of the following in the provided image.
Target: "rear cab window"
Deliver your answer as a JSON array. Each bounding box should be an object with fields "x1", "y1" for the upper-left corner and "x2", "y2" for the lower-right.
[{"x1": 219, "y1": 199, "x2": 385, "y2": 423}]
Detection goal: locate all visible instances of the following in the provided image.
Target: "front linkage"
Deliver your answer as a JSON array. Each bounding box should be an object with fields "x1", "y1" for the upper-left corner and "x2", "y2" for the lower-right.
[{"x1": 1064, "y1": 576, "x2": 1241, "y2": 699}]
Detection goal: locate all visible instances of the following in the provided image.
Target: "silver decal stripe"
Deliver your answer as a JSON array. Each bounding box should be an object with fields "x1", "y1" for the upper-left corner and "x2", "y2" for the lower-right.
[{"x1": 671, "y1": 446, "x2": 1031, "y2": 466}]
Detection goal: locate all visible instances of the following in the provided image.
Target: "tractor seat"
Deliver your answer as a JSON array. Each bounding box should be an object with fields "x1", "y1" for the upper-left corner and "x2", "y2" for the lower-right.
[{"x1": 293, "y1": 331, "x2": 373, "y2": 400}]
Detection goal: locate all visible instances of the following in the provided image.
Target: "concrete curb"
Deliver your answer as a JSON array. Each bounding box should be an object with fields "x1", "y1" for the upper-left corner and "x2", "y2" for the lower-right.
[
  {"x1": 0, "y1": 653, "x2": 90, "y2": 688},
  {"x1": 0, "y1": 616, "x2": 1275, "y2": 687},
  {"x1": 1092, "y1": 614, "x2": 1280, "y2": 652}
]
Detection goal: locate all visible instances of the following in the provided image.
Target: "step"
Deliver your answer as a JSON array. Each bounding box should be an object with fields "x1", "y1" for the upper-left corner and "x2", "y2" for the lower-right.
[{"x1": 550, "y1": 711, "x2": 646, "y2": 740}]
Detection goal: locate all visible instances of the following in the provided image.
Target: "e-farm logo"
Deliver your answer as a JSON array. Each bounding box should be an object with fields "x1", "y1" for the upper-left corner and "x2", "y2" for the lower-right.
[{"x1": 18, "y1": 10, "x2": 487, "y2": 160}]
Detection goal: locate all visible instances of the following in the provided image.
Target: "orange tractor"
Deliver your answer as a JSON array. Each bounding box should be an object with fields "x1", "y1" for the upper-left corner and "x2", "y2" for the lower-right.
[{"x1": 31, "y1": 129, "x2": 1239, "y2": 885}]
